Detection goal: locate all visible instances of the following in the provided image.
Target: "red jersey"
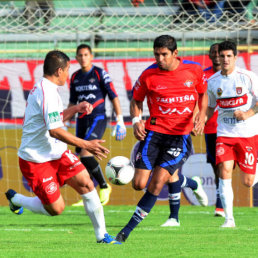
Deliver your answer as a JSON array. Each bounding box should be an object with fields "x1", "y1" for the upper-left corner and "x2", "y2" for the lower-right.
[
  {"x1": 203, "y1": 66, "x2": 218, "y2": 134},
  {"x1": 133, "y1": 58, "x2": 207, "y2": 135}
]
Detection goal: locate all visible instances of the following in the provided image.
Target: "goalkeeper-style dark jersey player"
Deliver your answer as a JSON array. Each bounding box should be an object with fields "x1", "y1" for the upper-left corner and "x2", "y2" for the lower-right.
[{"x1": 68, "y1": 44, "x2": 126, "y2": 206}]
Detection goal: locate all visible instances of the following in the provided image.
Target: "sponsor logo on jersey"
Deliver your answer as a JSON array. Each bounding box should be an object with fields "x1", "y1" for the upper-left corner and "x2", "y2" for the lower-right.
[
  {"x1": 45, "y1": 182, "x2": 58, "y2": 195},
  {"x1": 48, "y1": 111, "x2": 61, "y2": 123},
  {"x1": 236, "y1": 87, "x2": 242, "y2": 95},
  {"x1": 217, "y1": 94, "x2": 247, "y2": 109},
  {"x1": 217, "y1": 88, "x2": 223, "y2": 96},
  {"x1": 78, "y1": 94, "x2": 96, "y2": 101},
  {"x1": 156, "y1": 94, "x2": 195, "y2": 104},
  {"x1": 150, "y1": 117, "x2": 156, "y2": 125},
  {"x1": 156, "y1": 85, "x2": 168, "y2": 90},
  {"x1": 184, "y1": 80, "x2": 193, "y2": 87},
  {"x1": 159, "y1": 106, "x2": 192, "y2": 115},
  {"x1": 43, "y1": 176, "x2": 53, "y2": 183},
  {"x1": 75, "y1": 85, "x2": 97, "y2": 92},
  {"x1": 73, "y1": 79, "x2": 79, "y2": 83}
]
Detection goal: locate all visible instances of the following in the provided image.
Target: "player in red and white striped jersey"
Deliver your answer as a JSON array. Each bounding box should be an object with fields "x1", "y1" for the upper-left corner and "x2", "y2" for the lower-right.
[{"x1": 207, "y1": 41, "x2": 258, "y2": 228}]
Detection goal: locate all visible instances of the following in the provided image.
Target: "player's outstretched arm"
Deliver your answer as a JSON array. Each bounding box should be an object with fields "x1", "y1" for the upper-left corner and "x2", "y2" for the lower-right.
[
  {"x1": 49, "y1": 128, "x2": 109, "y2": 160},
  {"x1": 63, "y1": 101, "x2": 93, "y2": 121}
]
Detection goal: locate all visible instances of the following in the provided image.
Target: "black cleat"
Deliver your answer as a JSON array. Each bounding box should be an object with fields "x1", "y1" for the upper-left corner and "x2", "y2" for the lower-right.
[{"x1": 115, "y1": 231, "x2": 127, "y2": 242}]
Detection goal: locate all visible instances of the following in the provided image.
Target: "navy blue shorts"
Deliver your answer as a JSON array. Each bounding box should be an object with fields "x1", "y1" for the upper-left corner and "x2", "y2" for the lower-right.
[
  {"x1": 205, "y1": 133, "x2": 217, "y2": 165},
  {"x1": 134, "y1": 130, "x2": 192, "y2": 175},
  {"x1": 75, "y1": 115, "x2": 107, "y2": 154}
]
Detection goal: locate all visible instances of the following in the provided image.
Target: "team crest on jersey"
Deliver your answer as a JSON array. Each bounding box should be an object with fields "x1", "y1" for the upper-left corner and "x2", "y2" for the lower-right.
[
  {"x1": 217, "y1": 88, "x2": 223, "y2": 97},
  {"x1": 89, "y1": 78, "x2": 95, "y2": 83},
  {"x1": 184, "y1": 80, "x2": 193, "y2": 87},
  {"x1": 236, "y1": 87, "x2": 242, "y2": 95}
]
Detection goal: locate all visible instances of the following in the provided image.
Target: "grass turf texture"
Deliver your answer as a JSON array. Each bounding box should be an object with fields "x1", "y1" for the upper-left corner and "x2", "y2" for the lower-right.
[{"x1": 1, "y1": 205, "x2": 258, "y2": 257}]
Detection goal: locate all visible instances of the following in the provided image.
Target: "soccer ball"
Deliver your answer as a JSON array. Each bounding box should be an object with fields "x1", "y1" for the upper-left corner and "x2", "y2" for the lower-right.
[{"x1": 105, "y1": 156, "x2": 135, "y2": 185}]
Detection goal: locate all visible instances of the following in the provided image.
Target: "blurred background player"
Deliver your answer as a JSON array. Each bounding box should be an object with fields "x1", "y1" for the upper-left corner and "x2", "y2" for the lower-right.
[
  {"x1": 5, "y1": 50, "x2": 120, "y2": 244},
  {"x1": 207, "y1": 41, "x2": 258, "y2": 228},
  {"x1": 203, "y1": 43, "x2": 225, "y2": 217},
  {"x1": 130, "y1": 141, "x2": 208, "y2": 227},
  {"x1": 116, "y1": 35, "x2": 208, "y2": 242},
  {"x1": 68, "y1": 44, "x2": 126, "y2": 206}
]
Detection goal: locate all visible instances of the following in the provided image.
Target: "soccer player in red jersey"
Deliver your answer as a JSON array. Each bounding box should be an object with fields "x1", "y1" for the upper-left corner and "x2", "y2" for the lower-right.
[
  {"x1": 207, "y1": 41, "x2": 258, "y2": 227},
  {"x1": 203, "y1": 43, "x2": 225, "y2": 217},
  {"x1": 116, "y1": 35, "x2": 208, "y2": 242}
]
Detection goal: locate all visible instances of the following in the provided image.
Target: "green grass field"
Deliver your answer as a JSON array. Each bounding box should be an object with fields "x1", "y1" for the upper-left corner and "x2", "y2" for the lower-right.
[{"x1": 1, "y1": 205, "x2": 258, "y2": 257}]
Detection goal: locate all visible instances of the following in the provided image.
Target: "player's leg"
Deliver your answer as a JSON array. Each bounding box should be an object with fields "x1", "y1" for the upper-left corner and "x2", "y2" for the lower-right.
[
  {"x1": 116, "y1": 166, "x2": 172, "y2": 242},
  {"x1": 6, "y1": 158, "x2": 64, "y2": 216},
  {"x1": 205, "y1": 133, "x2": 224, "y2": 216},
  {"x1": 60, "y1": 150, "x2": 119, "y2": 244},
  {"x1": 76, "y1": 116, "x2": 111, "y2": 206},
  {"x1": 161, "y1": 170, "x2": 181, "y2": 227},
  {"x1": 218, "y1": 160, "x2": 235, "y2": 228}
]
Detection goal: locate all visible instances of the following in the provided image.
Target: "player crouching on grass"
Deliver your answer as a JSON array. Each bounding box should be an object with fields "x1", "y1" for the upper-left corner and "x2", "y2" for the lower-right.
[{"x1": 5, "y1": 50, "x2": 121, "y2": 244}]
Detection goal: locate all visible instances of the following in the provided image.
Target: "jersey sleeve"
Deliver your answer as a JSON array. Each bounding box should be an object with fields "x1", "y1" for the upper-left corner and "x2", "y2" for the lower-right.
[
  {"x1": 69, "y1": 73, "x2": 78, "y2": 104},
  {"x1": 101, "y1": 69, "x2": 118, "y2": 100},
  {"x1": 250, "y1": 71, "x2": 258, "y2": 102},
  {"x1": 132, "y1": 72, "x2": 147, "y2": 102},
  {"x1": 195, "y1": 66, "x2": 208, "y2": 94},
  {"x1": 207, "y1": 81, "x2": 217, "y2": 108},
  {"x1": 43, "y1": 90, "x2": 64, "y2": 130}
]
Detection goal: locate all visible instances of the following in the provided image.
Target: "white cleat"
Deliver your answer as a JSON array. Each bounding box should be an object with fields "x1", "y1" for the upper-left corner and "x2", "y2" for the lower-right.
[
  {"x1": 221, "y1": 219, "x2": 236, "y2": 228},
  {"x1": 192, "y1": 176, "x2": 208, "y2": 206},
  {"x1": 161, "y1": 218, "x2": 180, "y2": 227}
]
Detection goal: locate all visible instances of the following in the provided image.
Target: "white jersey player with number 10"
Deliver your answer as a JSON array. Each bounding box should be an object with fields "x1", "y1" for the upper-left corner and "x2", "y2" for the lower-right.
[{"x1": 207, "y1": 41, "x2": 258, "y2": 229}]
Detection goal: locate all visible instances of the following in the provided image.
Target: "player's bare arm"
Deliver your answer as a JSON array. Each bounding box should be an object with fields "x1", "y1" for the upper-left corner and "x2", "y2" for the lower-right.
[
  {"x1": 194, "y1": 92, "x2": 208, "y2": 134},
  {"x1": 130, "y1": 98, "x2": 146, "y2": 141},
  {"x1": 49, "y1": 128, "x2": 109, "y2": 160},
  {"x1": 234, "y1": 102, "x2": 258, "y2": 120},
  {"x1": 63, "y1": 101, "x2": 93, "y2": 121}
]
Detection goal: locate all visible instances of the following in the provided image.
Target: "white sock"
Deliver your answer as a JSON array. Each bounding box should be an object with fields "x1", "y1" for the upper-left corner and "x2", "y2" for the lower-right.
[
  {"x1": 12, "y1": 194, "x2": 50, "y2": 215},
  {"x1": 219, "y1": 178, "x2": 234, "y2": 221},
  {"x1": 81, "y1": 188, "x2": 107, "y2": 241}
]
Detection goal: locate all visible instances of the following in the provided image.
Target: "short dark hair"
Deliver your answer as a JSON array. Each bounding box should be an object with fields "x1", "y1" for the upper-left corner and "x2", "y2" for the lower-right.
[
  {"x1": 43, "y1": 50, "x2": 70, "y2": 76},
  {"x1": 76, "y1": 44, "x2": 92, "y2": 55},
  {"x1": 153, "y1": 35, "x2": 177, "y2": 53},
  {"x1": 209, "y1": 43, "x2": 219, "y2": 54},
  {"x1": 218, "y1": 41, "x2": 237, "y2": 56}
]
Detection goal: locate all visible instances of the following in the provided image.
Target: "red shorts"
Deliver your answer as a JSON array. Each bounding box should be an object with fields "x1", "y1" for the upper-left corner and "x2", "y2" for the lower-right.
[
  {"x1": 216, "y1": 136, "x2": 257, "y2": 174},
  {"x1": 19, "y1": 150, "x2": 85, "y2": 205}
]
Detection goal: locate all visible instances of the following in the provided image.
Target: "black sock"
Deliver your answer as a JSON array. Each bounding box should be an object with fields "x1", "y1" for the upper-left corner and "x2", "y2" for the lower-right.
[{"x1": 80, "y1": 156, "x2": 108, "y2": 189}]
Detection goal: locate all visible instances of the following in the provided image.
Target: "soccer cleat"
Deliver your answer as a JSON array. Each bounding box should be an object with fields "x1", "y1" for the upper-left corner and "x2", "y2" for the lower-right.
[
  {"x1": 214, "y1": 208, "x2": 225, "y2": 217},
  {"x1": 5, "y1": 189, "x2": 23, "y2": 215},
  {"x1": 71, "y1": 199, "x2": 84, "y2": 207},
  {"x1": 99, "y1": 184, "x2": 112, "y2": 206},
  {"x1": 192, "y1": 176, "x2": 208, "y2": 206},
  {"x1": 221, "y1": 219, "x2": 236, "y2": 228},
  {"x1": 161, "y1": 218, "x2": 180, "y2": 227},
  {"x1": 115, "y1": 231, "x2": 127, "y2": 243},
  {"x1": 97, "y1": 233, "x2": 121, "y2": 244}
]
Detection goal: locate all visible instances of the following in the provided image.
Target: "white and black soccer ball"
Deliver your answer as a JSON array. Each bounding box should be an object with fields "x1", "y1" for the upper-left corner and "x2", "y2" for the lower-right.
[{"x1": 105, "y1": 156, "x2": 135, "y2": 185}]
